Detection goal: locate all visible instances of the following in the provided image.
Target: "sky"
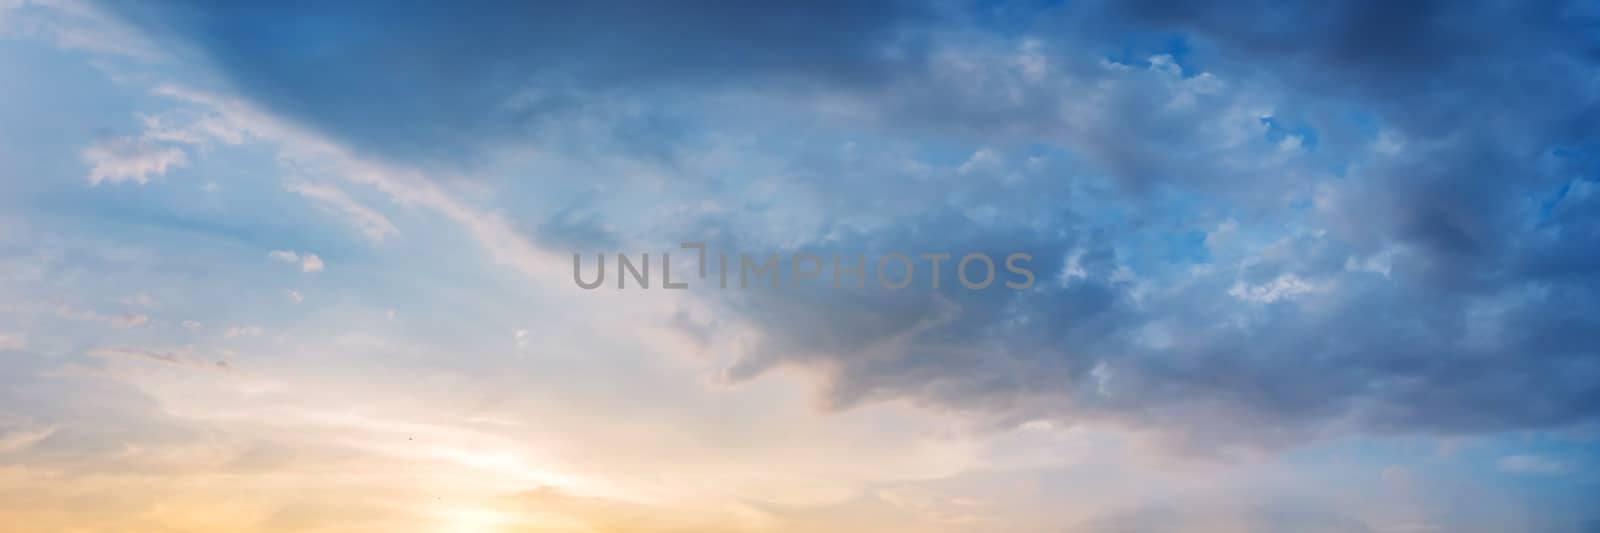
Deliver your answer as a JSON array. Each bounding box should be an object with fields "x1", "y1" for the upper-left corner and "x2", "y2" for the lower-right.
[{"x1": 1, "y1": 0, "x2": 1599, "y2": 531}]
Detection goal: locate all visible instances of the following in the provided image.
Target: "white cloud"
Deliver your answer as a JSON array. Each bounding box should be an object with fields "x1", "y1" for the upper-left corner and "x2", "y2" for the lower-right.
[
  {"x1": 1090, "y1": 361, "x2": 1114, "y2": 397},
  {"x1": 116, "y1": 292, "x2": 158, "y2": 307},
  {"x1": 0, "y1": 425, "x2": 54, "y2": 454},
  {"x1": 1015, "y1": 38, "x2": 1047, "y2": 81},
  {"x1": 56, "y1": 306, "x2": 148, "y2": 328},
  {"x1": 269, "y1": 250, "x2": 324, "y2": 273},
  {"x1": 82, "y1": 136, "x2": 188, "y2": 186},
  {"x1": 1381, "y1": 466, "x2": 1412, "y2": 485},
  {"x1": 285, "y1": 179, "x2": 398, "y2": 242},
  {"x1": 154, "y1": 86, "x2": 566, "y2": 280},
  {"x1": 1497, "y1": 454, "x2": 1567, "y2": 474},
  {"x1": 1205, "y1": 219, "x2": 1240, "y2": 251},
  {"x1": 1229, "y1": 274, "x2": 1321, "y2": 303},
  {"x1": 286, "y1": 290, "x2": 303, "y2": 303},
  {"x1": 957, "y1": 148, "x2": 1001, "y2": 176},
  {"x1": 0, "y1": 0, "x2": 163, "y2": 60},
  {"x1": 137, "y1": 110, "x2": 247, "y2": 147},
  {"x1": 1345, "y1": 248, "x2": 1399, "y2": 278},
  {"x1": 86, "y1": 346, "x2": 228, "y2": 372},
  {"x1": 0, "y1": 331, "x2": 26, "y2": 351},
  {"x1": 109, "y1": 313, "x2": 149, "y2": 328},
  {"x1": 1373, "y1": 130, "x2": 1406, "y2": 155},
  {"x1": 55, "y1": 306, "x2": 99, "y2": 321},
  {"x1": 224, "y1": 326, "x2": 263, "y2": 338},
  {"x1": 181, "y1": 320, "x2": 203, "y2": 332}
]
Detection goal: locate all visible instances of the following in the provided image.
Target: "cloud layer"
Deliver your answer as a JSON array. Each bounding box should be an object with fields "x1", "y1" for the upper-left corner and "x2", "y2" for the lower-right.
[
  {"x1": 1, "y1": 0, "x2": 1597, "y2": 531},
  {"x1": 88, "y1": 0, "x2": 1600, "y2": 452}
]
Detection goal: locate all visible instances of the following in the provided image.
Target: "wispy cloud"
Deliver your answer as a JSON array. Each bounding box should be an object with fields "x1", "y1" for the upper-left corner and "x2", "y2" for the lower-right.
[
  {"x1": 1498, "y1": 455, "x2": 1569, "y2": 475},
  {"x1": 81, "y1": 135, "x2": 187, "y2": 186},
  {"x1": 56, "y1": 306, "x2": 149, "y2": 329},
  {"x1": 86, "y1": 346, "x2": 229, "y2": 372},
  {"x1": 223, "y1": 325, "x2": 263, "y2": 338},
  {"x1": 284, "y1": 179, "x2": 398, "y2": 242},
  {"x1": 269, "y1": 250, "x2": 324, "y2": 273},
  {"x1": 0, "y1": 331, "x2": 25, "y2": 351}
]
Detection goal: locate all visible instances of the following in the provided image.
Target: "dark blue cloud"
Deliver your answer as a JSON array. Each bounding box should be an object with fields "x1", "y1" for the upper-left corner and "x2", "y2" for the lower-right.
[
  {"x1": 96, "y1": 0, "x2": 1600, "y2": 450},
  {"x1": 100, "y1": 0, "x2": 934, "y2": 164},
  {"x1": 639, "y1": 0, "x2": 1600, "y2": 450}
]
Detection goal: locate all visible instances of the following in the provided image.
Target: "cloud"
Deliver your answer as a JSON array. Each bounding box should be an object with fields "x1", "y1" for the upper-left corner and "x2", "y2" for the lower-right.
[
  {"x1": 592, "y1": 0, "x2": 1600, "y2": 453},
  {"x1": 0, "y1": 0, "x2": 162, "y2": 60},
  {"x1": 496, "y1": 486, "x2": 771, "y2": 533},
  {"x1": 86, "y1": 346, "x2": 229, "y2": 372},
  {"x1": 530, "y1": 203, "x2": 618, "y2": 252},
  {"x1": 82, "y1": 0, "x2": 1600, "y2": 457},
  {"x1": 100, "y1": 0, "x2": 932, "y2": 163},
  {"x1": 87, "y1": 346, "x2": 183, "y2": 364},
  {"x1": 0, "y1": 332, "x2": 25, "y2": 351},
  {"x1": 286, "y1": 290, "x2": 303, "y2": 304},
  {"x1": 115, "y1": 293, "x2": 158, "y2": 307},
  {"x1": 284, "y1": 179, "x2": 398, "y2": 242},
  {"x1": 223, "y1": 326, "x2": 262, "y2": 338},
  {"x1": 81, "y1": 135, "x2": 188, "y2": 186},
  {"x1": 56, "y1": 306, "x2": 149, "y2": 329},
  {"x1": 129, "y1": 84, "x2": 573, "y2": 287},
  {"x1": 1228, "y1": 274, "x2": 1322, "y2": 303},
  {"x1": 0, "y1": 426, "x2": 55, "y2": 454},
  {"x1": 6, "y1": 2, "x2": 1599, "y2": 532},
  {"x1": 268, "y1": 250, "x2": 324, "y2": 272},
  {"x1": 1497, "y1": 454, "x2": 1568, "y2": 475},
  {"x1": 1077, "y1": 498, "x2": 1378, "y2": 533},
  {"x1": 108, "y1": 313, "x2": 148, "y2": 328}
]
